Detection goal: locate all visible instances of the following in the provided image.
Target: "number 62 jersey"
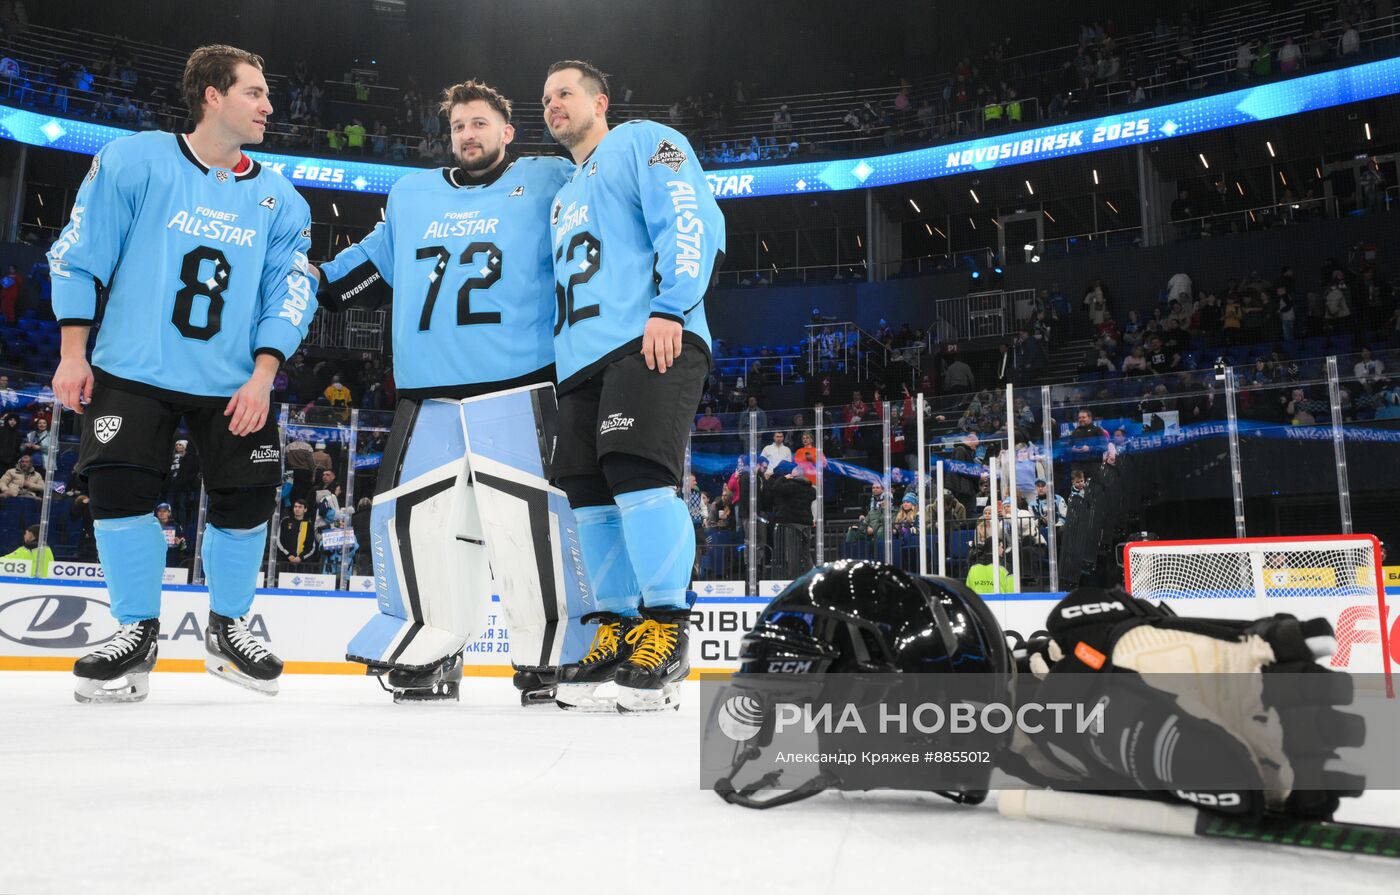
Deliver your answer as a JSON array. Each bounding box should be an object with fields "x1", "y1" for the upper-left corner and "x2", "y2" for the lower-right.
[
  {"x1": 318, "y1": 154, "x2": 573, "y2": 400},
  {"x1": 47, "y1": 131, "x2": 316, "y2": 402}
]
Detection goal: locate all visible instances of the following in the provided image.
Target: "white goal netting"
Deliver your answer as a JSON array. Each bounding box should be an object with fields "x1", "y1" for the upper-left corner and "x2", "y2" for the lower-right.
[{"x1": 1124, "y1": 536, "x2": 1383, "y2": 601}]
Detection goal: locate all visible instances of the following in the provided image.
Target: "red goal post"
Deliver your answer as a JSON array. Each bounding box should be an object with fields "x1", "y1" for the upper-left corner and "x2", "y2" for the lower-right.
[{"x1": 1123, "y1": 534, "x2": 1392, "y2": 696}]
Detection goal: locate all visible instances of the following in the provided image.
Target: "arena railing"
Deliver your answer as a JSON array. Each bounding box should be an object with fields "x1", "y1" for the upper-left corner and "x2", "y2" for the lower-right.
[{"x1": 1, "y1": 345, "x2": 1394, "y2": 593}]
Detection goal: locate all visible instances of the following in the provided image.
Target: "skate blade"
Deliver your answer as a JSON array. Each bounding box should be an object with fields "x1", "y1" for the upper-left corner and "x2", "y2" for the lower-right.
[
  {"x1": 521, "y1": 687, "x2": 557, "y2": 708},
  {"x1": 616, "y1": 683, "x2": 682, "y2": 714},
  {"x1": 392, "y1": 682, "x2": 460, "y2": 704},
  {"x1": 74, "y1": 672, "x2": 150, "y2": 705},
  {"x1": 205, "y1": 657, "x2": 279, "y2": 696},
  {"x1": 555, "y1": 682, "x2": 618, "y2": 713}
]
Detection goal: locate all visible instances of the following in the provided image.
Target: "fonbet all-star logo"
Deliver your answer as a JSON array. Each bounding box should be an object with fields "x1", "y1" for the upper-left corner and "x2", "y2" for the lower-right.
[
  {"x1": 599, "y1": 413, "x2": 634, "y2": 436},
  {"x1": 716, "y1": 694, "x2": 765, "y2": 741},
  {"x1": 249, "y1": 445, "x2": 280, "y2": 463},
  {"x1": 0, "y1": 594, "x2": 118, "y2": 649},
  {"x1": 93, "y1": 415, "x2": 122, "y2": 444}
]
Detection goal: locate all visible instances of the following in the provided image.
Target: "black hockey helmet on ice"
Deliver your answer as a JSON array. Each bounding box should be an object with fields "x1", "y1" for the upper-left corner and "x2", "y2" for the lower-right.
[
  {"x1": 713, "y1": 560, "x2": 1014, "y2": 809},
  {"x1": 737, "y1": 559, "x2": 1012, "y2": 676}
]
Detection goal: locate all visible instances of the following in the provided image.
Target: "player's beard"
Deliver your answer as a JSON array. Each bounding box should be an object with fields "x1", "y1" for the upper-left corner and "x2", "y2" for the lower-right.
[
  {"x1": 548, "y1": 115, "x2": 591, "y2": 150},
  {"x1": 457, "y1": 141, "x2": 504, "y2": 174}
]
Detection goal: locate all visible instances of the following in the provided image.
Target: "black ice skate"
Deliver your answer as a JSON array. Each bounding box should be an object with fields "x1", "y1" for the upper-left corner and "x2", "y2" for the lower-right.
[
  {"x1": 73, "y1": 619, "x2": 160, "y2": 704},
  {"x1": 512, "y1": 665, "x2": 558, "y2": 707},
  {"x1": 554, "y1": 612, "x2": 638, "y2": 712},
  {"x1": 615, "y1": 608, "x2": 690, "y2": 714},
  {"x1": 205, "y1": 612, "x2": 283, "y2": 696},
  {"x1": 384, "y1": 651, "x2": 463, "y2": 703}
]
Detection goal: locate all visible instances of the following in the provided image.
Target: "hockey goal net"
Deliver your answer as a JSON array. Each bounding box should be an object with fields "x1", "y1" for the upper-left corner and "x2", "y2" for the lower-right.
[{"x1": 1123, "y1": 534, "x2": 1392, "y2": 692}]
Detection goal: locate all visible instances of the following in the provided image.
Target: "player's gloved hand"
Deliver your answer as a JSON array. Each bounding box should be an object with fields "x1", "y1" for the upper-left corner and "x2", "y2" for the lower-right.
[{"x1": 1003, "y1": 587, "x2": 1366, "y2": 821}]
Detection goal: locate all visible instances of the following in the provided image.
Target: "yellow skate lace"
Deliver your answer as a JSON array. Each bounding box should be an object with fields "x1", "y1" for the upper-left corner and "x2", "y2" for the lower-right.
[
  {"x1": 623, "y1": 620, "x2": 678, "y2": 670},
  {"x1": 581, "y1": 621, "x2": 622, "y2": 664}
]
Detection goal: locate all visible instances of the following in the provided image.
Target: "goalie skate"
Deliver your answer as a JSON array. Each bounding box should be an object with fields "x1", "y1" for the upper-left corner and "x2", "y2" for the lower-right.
[{"x1": 384, "y1": 652, "x2": 463, "y2": 704}]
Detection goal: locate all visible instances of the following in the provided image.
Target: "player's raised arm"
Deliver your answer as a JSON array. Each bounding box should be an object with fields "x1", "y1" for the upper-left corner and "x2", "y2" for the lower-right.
[{"x1": 317, "y1": 200, "x2": 396, "y2": 312}]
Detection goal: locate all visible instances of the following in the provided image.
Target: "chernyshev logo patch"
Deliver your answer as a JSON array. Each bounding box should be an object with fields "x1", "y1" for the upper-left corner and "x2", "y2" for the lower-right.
[
  {"x1": 260, "y1": 196, "x2": 278, "y2": 210},
  {"x1": 648, "y1": 139, "x2": 687, "y2": 172},
  {"x1": 215, "y1": 169, "x2": 230, "y2": 183},
  {"x1": 93, "y1": 415, "x2": 122, "y2": 444},
  {"x1": 599, "y1": 413, "x2": 634, "y2": 436},
  {"x1": 509, "y1": 185, "x2": 524, "y2": 197},
  {"x1": 250, "y1": 445, "x2": 280, "y2": 463}
]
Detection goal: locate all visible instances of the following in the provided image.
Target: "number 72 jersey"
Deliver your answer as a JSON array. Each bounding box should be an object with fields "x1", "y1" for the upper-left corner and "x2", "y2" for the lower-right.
[
  {"x1": 318, "y1": 156, "x2": 573, "y2": 400},
  {"x1": 47, "y1": 131, "x2": 315, "y2": 402}
]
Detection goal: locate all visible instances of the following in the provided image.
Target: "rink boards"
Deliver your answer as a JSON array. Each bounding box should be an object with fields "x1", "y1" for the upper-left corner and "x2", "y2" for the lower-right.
[{"x1": 0, "y1": 575, "x2": 1394, "y2": 677}]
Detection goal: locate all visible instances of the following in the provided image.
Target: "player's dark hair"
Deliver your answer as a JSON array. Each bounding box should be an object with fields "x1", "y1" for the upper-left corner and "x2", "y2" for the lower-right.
[
  {"x1": 439, "y1": 79, "x2": 513, "y2": 123},
  {"x1": 547, "y1": 59, "x2": 610, "y2": 98},
  {"x1": 182, "y1": 44, "x2": 264, "y2": 125}
]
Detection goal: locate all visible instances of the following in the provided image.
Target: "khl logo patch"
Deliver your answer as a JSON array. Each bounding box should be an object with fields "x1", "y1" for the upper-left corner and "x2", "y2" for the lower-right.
[{"x1": 93, "y1": 415, "x2": 122, "y2": 444}]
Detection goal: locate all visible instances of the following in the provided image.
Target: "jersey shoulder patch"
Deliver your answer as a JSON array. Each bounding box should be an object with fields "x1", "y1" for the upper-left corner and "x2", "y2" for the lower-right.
[{"x1": 647, "y1": 138, "x2": 688, "y2": 172}]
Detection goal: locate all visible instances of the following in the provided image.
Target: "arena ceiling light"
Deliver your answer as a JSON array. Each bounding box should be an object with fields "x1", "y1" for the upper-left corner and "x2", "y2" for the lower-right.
[
  {"x1": 1043, "y1": 210, "x2": 1057, "y2": 223},
  {"x1": 925, "y1": 223, "x2": 934, "y2": 235},
  {"x1": 1092, "y1": 169, "x2": 1099, "y2": 185},
  {"x1": 933, "y1": 226, "x2": 946, "y2": 238},
  {"x1": 1365, "y1": 121, "x2": 1373, "y2": 140},
  {"x1": 1266, "y1": 140, "x2": 1276, "y2": 157},
  {"x1": 1105, "y1": 200, "x2": 1119, "y2": 214},
  {"x1": 969, "y1": 189, "x2": 980, "y2": 204},
  {"x1": 1024, "y1": 180, "x2": 1034, "y2": 195},
  {"x1": 908, "y1": 198, "x2": 922, "y2": 213},
  {"x1": 379, "y1": 207, "x2": 386, "y2": 221},
  {"x1": 1235, "y1": 181, "x2": 1244, "y2": 195},
  {"x1": 1198, "y1": 153, "x2": 1210, "y2": 169},
  {"x1": 968, "y1": 217, "x2": 977, "y2": 230},
  {"x1": 332, "y1": 202, "x2": 340, "y2": 217}
]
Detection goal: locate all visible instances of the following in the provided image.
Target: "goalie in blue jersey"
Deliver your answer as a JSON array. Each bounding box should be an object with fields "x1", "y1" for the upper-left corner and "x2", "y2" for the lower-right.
[
  {"x1": 315, "y1": 81, "x2": 593, "y2": 705},
  {"x1": 541, "y1": 61, "x2": 726, "y2": 713},
  {"x1": 47, "y1": 45, "x2": 317, "y2": 703}
]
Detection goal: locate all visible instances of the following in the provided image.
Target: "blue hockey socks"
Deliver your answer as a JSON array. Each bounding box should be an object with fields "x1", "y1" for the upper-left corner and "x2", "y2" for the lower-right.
[
  {"x1": 613, "y1": 487, "x2": 695, "y2": 611},
  {"x1": 573, "y1": 504, "x2": 642, "y2": 616},
  {"x1": 202, "y1": 523, "x2": 268, "y2": 619},
  {"x1": 93, "y1": 515, "x2": 167, "y2": 624}
]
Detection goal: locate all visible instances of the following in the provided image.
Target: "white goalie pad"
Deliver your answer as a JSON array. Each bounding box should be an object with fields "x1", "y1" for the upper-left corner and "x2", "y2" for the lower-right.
[{"x1": 347, "y1": 385, "x2": 593, "y2": 671}]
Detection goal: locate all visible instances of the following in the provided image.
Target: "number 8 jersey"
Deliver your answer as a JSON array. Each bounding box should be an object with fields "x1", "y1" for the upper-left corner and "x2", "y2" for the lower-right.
[
  {"x1": 318, "y1": 155, "x2": 573, "y2": 399},
  {"x1": 548, "y1": 120, "x2": 725, "y2": 393},
  {"x1": 47, "y1": 131, "x2": 316, "y2": 401}
]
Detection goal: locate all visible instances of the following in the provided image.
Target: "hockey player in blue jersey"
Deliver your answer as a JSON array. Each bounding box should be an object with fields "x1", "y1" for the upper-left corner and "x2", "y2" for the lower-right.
[
  {"x1": 315, "y1": 81, "x2": 592, "y2": 705},
  {"x1": 541, "y1": 61, "x2": 726, "y2": 713},
  {"x1": 47, "y1": 45, "x2": 316, "y2": 703}
]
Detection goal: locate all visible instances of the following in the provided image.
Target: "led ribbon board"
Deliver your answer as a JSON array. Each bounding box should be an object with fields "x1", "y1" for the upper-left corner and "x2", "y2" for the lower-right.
[{"x1": 4, "y1": 56, "x2": 1399, "y2": 199}]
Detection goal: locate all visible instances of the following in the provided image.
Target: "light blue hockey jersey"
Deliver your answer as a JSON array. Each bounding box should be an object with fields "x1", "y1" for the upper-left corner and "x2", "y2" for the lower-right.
[
  {"x1": 319, "y1": 155, "x2": 572, "y2": 399},
  {"x1": 549, "y1": 120, "x2": 725, "y2": 392},
  {"x1": 47, "y1": 131, "x2": 315, "y2": 402}
]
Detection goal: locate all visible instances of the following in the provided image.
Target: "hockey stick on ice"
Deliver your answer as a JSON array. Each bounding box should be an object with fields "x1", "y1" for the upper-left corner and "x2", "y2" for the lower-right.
[{"x1": 998, "y1": 790, "x2": 1400, "y2": 858}]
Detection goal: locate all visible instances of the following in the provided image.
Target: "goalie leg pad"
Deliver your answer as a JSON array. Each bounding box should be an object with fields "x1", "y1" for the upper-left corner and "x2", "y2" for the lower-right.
[
  {"x1": 461, "y1": 385, "x2": 597, "y2": 671},
  {"x1": 346, "y1": 398, "x2": 487, "y2": 669}
]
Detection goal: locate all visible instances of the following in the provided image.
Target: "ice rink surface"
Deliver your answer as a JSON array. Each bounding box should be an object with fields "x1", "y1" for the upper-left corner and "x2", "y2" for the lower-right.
[{"x1": 2, "y1": 671, "x2": 1395, "y2": 895}]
